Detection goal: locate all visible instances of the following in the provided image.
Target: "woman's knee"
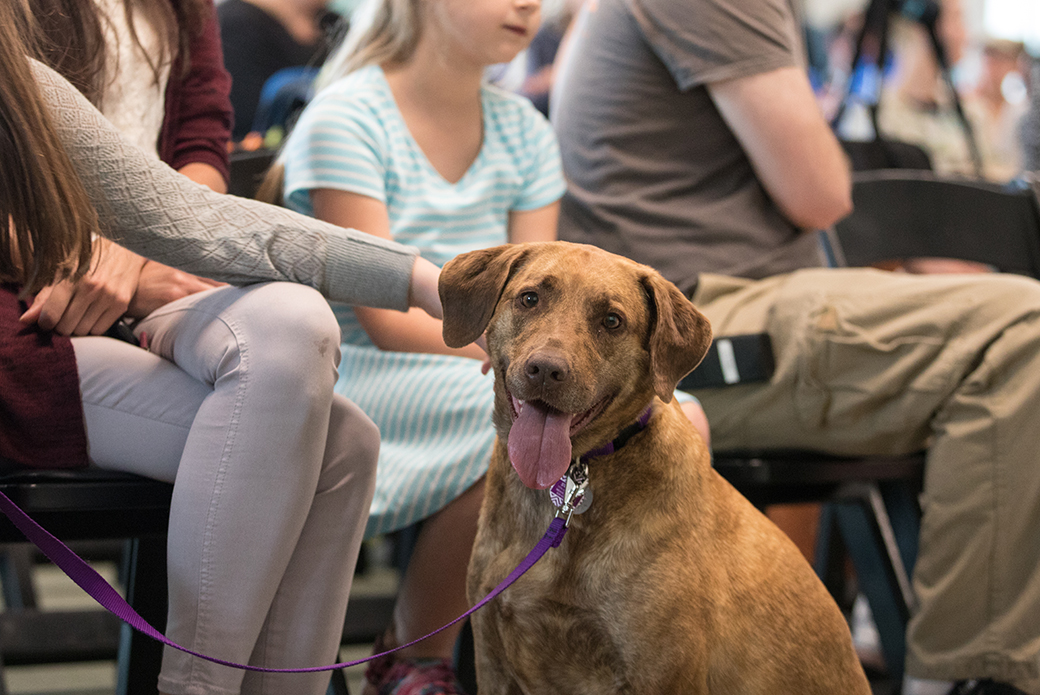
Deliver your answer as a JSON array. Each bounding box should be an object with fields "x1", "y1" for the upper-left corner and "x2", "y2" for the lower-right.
[
  {"x1": 238, "y1": 283, "x2": 339, "y2": 347},
  {"x1": 318, "y1": 395, "x2": 380, "y2": 499},
  {"x1": 226, "y1": 283, "x2": 342, "y2": 379}
]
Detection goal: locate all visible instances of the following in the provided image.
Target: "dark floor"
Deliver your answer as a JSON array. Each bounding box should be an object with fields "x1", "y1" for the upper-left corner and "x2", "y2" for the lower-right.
[{"x1": 1, "y1": 555, "x2": 905, "y2": 695}]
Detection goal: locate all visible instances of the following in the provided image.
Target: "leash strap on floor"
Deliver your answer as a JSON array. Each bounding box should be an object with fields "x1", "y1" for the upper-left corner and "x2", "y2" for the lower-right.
[{"x1": 0, "y1": 490, "x2": 567, "y2": 673}]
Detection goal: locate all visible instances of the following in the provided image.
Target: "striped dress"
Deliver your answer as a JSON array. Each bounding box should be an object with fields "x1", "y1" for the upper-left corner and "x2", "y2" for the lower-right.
[{"x1": 280, "y1": 64, "x2": 566, "y2": 537}]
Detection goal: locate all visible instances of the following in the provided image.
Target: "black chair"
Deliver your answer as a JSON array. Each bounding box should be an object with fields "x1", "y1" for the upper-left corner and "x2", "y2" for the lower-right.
[
  {"x1": 228, "y1": 149, "x2": 278, "y2": 200},
  {"x1": 0, "y1": 465, "x2": 172, "y2": 695},
  {"x1": 0, "y1": 461, "x2": 395, "y2": 694},
  {"x1": 706, "y1": 449, "x2": 922, "y2": 682},
  {"x1": 841, "y1": 138, "x2": 933, "y2": 173},
  {"x1": 834, "y1": 170, "x2": 1040, "y2": 278}
]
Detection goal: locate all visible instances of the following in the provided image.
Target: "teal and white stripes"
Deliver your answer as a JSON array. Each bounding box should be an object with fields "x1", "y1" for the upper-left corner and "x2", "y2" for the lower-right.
[
  {"x1": 282, "y1": 64, "x2": 565, "y2": 268},
  {"x1": 338, "y1": 345, "x2": 496, "y2": 537}
]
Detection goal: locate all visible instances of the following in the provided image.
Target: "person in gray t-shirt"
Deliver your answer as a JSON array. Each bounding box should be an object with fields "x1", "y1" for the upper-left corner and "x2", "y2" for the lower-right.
[
  {"x1": 553, "y1": 1, "x2": 1040, "y2": 693},
  {"x1": 553, "y1": 0, "x2": 850, "y2": 294}
]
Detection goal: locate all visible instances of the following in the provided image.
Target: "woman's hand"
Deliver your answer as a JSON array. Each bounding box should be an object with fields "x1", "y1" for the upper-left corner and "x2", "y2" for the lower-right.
[
  {"x1": 20, "y1": 238, "x2": 146, "y2": 335},
  {"x1": 127, "y1": 261, "x2": 223, "y2": 318}
]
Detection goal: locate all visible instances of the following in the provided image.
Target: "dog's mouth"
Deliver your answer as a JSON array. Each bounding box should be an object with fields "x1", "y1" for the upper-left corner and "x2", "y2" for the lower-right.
[{"x1": 506, "y1": 392, "x2": 611, "y2": 490}]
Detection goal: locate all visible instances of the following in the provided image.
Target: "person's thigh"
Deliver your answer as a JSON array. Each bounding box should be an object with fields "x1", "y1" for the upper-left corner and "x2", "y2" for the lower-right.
[
  {"x1": 73, "y1": 282, "x2": 325, "y2": 482},
  {"x1": 691, "y1": 267, "x2": 1036, "y2": 455},
  {"x1": 73, "y1": 335, "x2": 209, "y2": 482}
]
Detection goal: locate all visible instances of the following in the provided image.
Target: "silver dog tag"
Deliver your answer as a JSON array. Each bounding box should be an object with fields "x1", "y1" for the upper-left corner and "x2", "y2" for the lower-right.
[
  {"x1": 571, "y1": 486, "x2": 593, "y2": 514},
  {"x1": 551, "y1": 459, "x2": 592, "y2": 522}
]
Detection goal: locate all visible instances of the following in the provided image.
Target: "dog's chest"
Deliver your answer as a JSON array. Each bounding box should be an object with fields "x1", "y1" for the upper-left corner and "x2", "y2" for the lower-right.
[
  {"x1": 471, "y1": 525, "x2": 659, "y2": 694},
  {"x1": 477, "y1": 572, "x2": 637, "y2": 694}
]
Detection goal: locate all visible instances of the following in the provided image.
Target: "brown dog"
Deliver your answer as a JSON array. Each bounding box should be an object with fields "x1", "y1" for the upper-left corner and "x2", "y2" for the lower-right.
[{"x1": 440, "y1": 241, "x2": 871, "y2": 695}]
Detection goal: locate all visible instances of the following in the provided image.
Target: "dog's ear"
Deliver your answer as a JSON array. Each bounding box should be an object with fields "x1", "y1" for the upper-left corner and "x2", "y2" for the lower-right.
[
  {"x1": 641, "y1": 272, "x2": 713, "y2": 402},
  {"x1": 440, "y1": 244, "x2": 530, "y2": 348}
]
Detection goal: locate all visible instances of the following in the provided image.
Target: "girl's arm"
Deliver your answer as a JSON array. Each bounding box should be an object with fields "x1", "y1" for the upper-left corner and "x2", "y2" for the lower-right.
[
  {"x1": 507, "y1": 202, "x2": 560, "y2": 244},
  {"x1": 311, "y1": 188, "x2": 485, "y2": 360}
]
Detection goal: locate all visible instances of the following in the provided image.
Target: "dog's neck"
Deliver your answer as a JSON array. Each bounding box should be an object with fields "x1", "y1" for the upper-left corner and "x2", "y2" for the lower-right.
[
  {"x1": 547, "y1": 403, "x2": 655, "y2": 522},
  {"x1": 577, "y1": 404, "x2": 654, "y2": 464}
]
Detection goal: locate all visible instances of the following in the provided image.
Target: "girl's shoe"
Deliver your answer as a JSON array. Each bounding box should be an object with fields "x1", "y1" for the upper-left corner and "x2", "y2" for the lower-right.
[{"x1": 362, "y1": 632, "x2": 468, "y2": 695}]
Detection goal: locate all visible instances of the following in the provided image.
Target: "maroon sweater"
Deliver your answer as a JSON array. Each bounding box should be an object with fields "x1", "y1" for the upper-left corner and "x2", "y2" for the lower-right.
[
  {"x1": 0, "y1": 1, "x2": 233, "y2": 469},
  {"x1": 0, "y1": 287, "x2": 89, "y2": 469},
  {"x1": 160, "y1": 0, "x2": 234, "y2": 187}
]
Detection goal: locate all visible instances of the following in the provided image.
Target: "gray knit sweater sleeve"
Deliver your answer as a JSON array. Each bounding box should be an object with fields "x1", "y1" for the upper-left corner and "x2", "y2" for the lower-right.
[{"x1": 31, "y1": 59, "x2": 417, "y2": 311}]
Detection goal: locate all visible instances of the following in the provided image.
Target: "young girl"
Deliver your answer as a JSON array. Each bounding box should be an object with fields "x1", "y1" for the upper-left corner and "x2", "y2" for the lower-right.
[
  {"x1": 277, "y1": 0, "x2": 561, "y2": 692},
  {"x1": 1, "y1": 5, "x2": 445, "y2": 692}
]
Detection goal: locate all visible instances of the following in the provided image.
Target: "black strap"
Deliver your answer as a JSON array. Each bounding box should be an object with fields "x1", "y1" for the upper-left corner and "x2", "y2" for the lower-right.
[{"x1": 678, "y1": 333, "x2": 775, "y2": 390}]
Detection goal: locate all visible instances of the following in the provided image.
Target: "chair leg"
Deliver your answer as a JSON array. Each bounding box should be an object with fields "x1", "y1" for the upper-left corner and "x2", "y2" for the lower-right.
[
  {"x1": 833, "y1": 481, "x2": 918, "y2": 683},
  {"x1": 327, "y1": 667, "x2": 351, "y2": 695},
  {"x1": 0, "y1": 651, "x2": 9, "y2": 695},
  {"x1": 116, "y1": 536, "x2": 167, "y2": 695},
  {"x1": 453, "y1": 618, "x2": 477, "y2": 695},
  {"x1": 0, "y1": 546, "x2": 38, "y2": 610},
  {"x1": 813, "y1": 504, "x2": 856, "y2": 611},
  {"x1": 877, "y1": 480, "x2": 920, "y2": 580}
]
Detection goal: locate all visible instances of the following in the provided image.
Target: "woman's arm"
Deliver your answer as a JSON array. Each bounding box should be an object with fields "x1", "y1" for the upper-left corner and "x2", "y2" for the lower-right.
[
  {"x1": 32, "y1": 59, "x2": 420, "y2": 312},
  {"x1": 310, "y1": 188, "x2": 485, "y2": 359},
  {"x1": 178, "y1": 162, "x2": 228, "y2": 194},
  {"x1": 159, "y1": 0, "x2": 233, "y2": 189}
]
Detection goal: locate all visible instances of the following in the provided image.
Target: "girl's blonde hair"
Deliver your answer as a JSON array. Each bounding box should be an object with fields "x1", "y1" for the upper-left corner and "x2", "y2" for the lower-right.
[{"x1": 315, "y1": 0, "x2": 423, "y2": 92}]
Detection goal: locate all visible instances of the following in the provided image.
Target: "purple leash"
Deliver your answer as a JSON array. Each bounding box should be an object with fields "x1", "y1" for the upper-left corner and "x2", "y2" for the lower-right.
[{"x1": 0, "y1": 489, "x2": 568, "y2": 673}]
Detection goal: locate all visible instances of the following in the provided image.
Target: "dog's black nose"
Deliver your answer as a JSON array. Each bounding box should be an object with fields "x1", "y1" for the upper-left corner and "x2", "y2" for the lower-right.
[{"x1": 525, "y1": 353, "x2": 570, "y2": 387}]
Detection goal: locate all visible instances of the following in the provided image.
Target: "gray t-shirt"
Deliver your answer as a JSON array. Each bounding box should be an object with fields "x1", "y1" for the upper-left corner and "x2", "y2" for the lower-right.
[{"x1": 553, "y1": 0, "x2": 824, "y2": 296}]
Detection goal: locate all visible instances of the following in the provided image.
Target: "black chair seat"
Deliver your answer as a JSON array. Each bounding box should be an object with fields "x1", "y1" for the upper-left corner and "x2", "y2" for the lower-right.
[
  {"x1": 713, "y1": 450, "x2": 924, "y2": 506},
  {"x1": 0, "y1": 468, "x2": 173, "y2": 542}
]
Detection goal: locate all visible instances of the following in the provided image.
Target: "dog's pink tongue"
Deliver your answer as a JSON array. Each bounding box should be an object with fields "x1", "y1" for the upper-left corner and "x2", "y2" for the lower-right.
[{"x1": 508, "y1": 401, "x2": 573, "y2": 490}]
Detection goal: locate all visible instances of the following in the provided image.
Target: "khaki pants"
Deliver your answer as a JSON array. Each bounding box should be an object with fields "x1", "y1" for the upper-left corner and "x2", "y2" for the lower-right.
[{"x1": 690, "y1": 268, "x2": 1040, "y2": 684}]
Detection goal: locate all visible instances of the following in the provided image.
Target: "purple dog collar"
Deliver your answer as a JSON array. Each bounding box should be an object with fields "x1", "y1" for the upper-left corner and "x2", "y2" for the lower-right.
[{"x1": 580, "y1": 405, "x2": 653, "y2": 461}]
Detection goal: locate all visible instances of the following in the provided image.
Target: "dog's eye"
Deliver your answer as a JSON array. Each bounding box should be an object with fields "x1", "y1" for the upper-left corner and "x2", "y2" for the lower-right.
[
  {"x1": 519, "y1": 292, "x2": 539, "y2": 308},
  {"x1": 603, "y1": 313, "x2": 622, "y2": 330}
]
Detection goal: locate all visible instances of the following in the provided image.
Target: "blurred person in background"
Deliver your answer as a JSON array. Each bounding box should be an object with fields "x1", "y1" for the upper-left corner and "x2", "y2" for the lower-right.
[{"x1": 219, "y1": 0, "x2": 344, "y2": 140}]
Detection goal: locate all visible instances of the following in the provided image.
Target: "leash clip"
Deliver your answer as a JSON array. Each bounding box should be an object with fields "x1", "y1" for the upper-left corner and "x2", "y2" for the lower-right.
[{"x1": 550, "y1": 458, "x2": 592, "y2": 527}]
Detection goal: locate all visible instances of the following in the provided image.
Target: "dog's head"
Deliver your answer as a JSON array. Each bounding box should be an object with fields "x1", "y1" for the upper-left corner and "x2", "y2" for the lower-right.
[{"x1": 440, "y1": 241, "x2": 712, "y2": 490}]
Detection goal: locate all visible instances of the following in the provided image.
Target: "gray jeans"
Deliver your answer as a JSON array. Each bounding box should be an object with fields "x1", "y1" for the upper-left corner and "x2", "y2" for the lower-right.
[{"x1": 73, "y1": 283, "x2": 377, "y2": 695}]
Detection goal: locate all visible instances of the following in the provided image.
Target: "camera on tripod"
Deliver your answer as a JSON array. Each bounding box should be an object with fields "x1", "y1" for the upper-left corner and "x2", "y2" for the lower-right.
[{"x1": 832, "y1": 0, "x2": 982, "y2": 177}]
